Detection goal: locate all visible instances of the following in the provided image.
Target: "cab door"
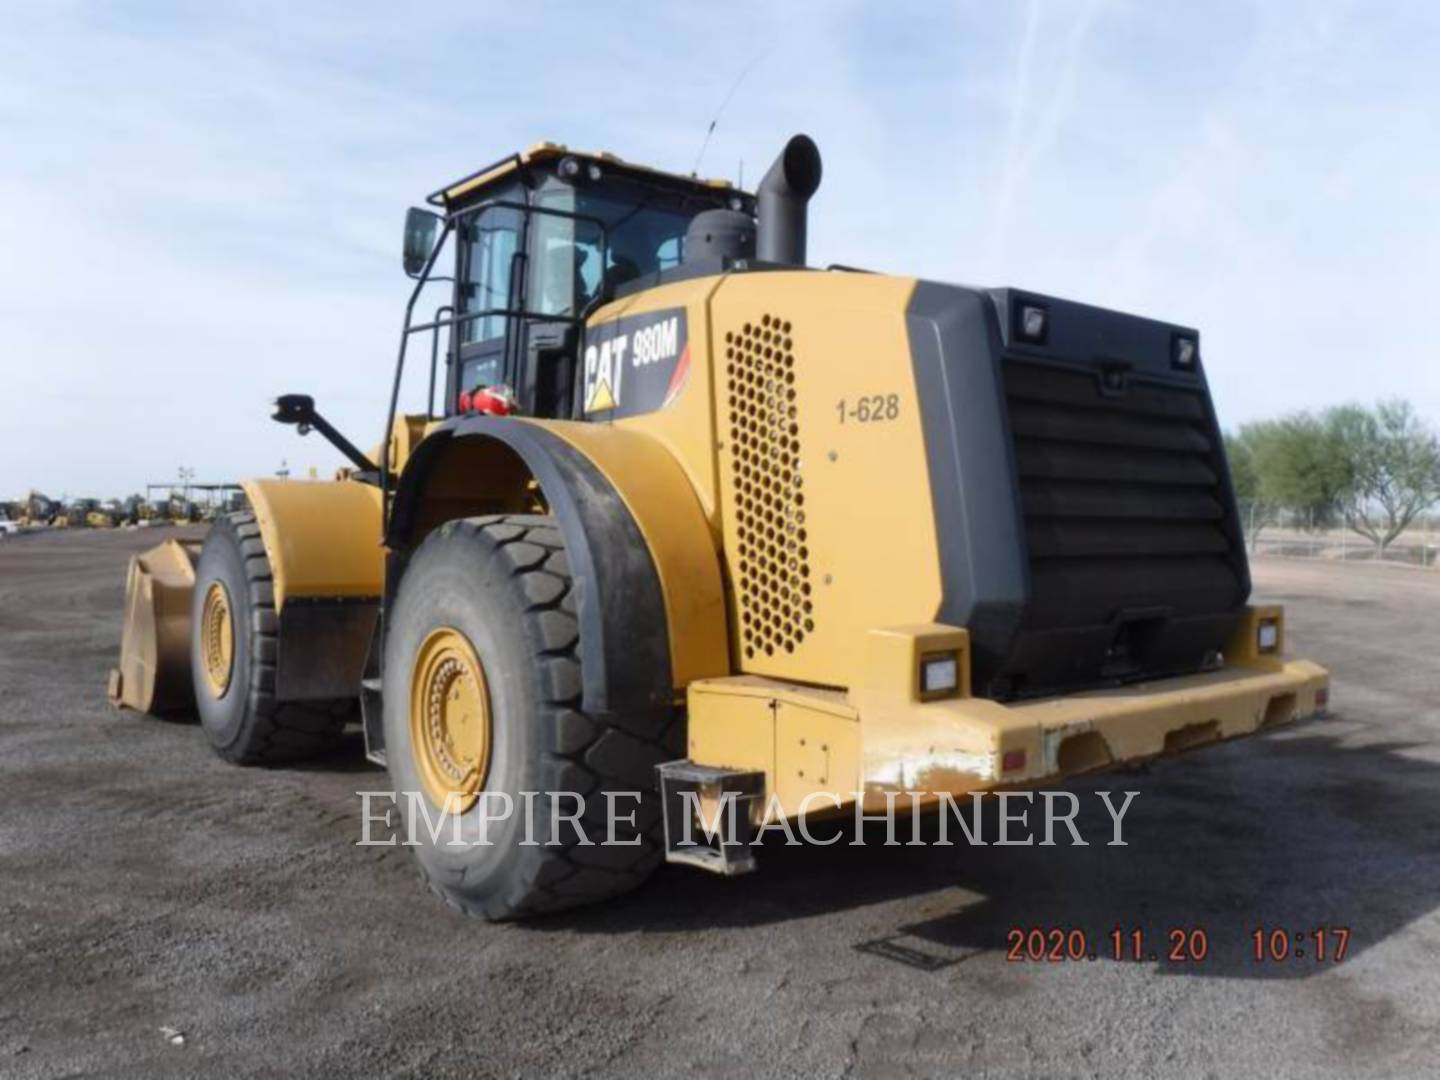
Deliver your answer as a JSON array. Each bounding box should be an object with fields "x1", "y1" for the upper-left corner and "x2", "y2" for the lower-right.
[{"x1": 450, "y1": 203, "x2": 523, "y2": 413}]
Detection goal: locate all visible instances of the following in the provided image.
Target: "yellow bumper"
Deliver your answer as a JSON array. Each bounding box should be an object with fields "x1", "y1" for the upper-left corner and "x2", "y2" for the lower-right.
[{"x1": 686, "y1": 606, "x2": 1329, "y2": 820}]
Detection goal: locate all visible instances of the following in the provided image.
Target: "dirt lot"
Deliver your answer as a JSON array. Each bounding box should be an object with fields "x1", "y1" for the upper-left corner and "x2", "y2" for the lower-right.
[{"x1": 2, "y1": 527, "x2": 1438, "y2": 1078}]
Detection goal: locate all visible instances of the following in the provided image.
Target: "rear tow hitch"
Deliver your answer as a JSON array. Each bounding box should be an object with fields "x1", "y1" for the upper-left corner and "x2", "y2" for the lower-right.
[{"x1": 655, "y1": 761, "x2": 766, "y2": 875}]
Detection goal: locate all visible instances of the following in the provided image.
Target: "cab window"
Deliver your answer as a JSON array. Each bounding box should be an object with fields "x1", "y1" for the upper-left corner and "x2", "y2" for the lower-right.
[
  {"x1": 529, "y1": 177, "x2": 701, "y2": 317},
  {"x1": 527, "y1": 208, "x2": 605, "y2": 318},
  {"x1": 460, "y1": 205, "x2": 522, "y2": 346}
]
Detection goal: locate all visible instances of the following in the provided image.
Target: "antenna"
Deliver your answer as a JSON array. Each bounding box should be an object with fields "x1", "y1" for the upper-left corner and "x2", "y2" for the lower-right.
[{"x1": 691, "y1": 50, "x2": 767, "y2": 177}]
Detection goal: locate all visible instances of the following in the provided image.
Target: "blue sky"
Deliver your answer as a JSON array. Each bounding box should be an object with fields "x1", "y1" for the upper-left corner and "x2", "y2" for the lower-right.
[{"x1": 2, "y1": 0, "x2": 1438, "y2": 497}]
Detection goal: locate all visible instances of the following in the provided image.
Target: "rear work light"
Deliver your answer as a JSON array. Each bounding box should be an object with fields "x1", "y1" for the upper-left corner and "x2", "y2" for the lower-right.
[
  {"x1": 1257, "y1": 619, "x2": 1280, "y2": 654},
  {"x1": 920, "y1": 652, "x2": 960, "y2": 699},
  {"x1": 1017, "y1": 303, "x2": 1048, "y2": 344},
  {"x1": 1172, "y1": 334, "x2": 1198, "y2": 370}
]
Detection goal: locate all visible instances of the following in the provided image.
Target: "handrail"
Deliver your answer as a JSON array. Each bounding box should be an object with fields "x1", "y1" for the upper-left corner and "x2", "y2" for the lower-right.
[
  {"x1": 427, "y1": 305, "x2": 452, "y2": 419},
  {"x1": 381, "y1": 219, "x2": 453, "y2": 523},
  {"x1": 380, "y1": 197, "x2": 610, "y2": 528}
]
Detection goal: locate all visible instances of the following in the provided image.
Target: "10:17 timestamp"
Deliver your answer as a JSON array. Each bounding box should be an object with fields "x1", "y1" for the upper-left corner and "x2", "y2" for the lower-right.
[{"x1": 1252, "y1": 926, "x2": 1350, "y2": 962}]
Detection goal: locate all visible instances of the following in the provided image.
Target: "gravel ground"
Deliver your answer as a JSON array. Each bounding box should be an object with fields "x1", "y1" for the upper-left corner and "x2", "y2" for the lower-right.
[{"x1": 2, "y1": 527, "x2": 1438, "y2": 1078}]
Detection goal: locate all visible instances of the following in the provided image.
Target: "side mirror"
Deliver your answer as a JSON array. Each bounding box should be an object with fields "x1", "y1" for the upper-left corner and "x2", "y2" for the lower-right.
[
  {"x1": 271, "y1": 394, "x2": 317, "y2": 426},
  {"x1": 403, "y1": 207, "x2": 443, "y2": 278}
]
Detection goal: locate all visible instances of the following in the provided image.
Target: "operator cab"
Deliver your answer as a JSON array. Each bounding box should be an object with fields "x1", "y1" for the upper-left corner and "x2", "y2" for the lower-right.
[{"x1": 405, "y1": 143, "x2": 751, "y2": 421}]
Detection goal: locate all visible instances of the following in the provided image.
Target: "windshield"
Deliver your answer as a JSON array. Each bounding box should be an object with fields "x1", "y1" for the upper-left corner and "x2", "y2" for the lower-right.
[
  {"x1": 529, "y1": 178, "x2": 704, "y2": 317},
  {"x1": 457, "y1": 177, "x2": 705, "y2": 343}
]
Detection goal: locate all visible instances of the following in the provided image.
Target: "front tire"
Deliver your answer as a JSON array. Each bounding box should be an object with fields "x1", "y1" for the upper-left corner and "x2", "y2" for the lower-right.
[
  {"x1": 384, "y1": 515, "x2": 677, "y2": 919},
  {"x1": 190, "y1": 512, "x2": 348, "y2": 764}
]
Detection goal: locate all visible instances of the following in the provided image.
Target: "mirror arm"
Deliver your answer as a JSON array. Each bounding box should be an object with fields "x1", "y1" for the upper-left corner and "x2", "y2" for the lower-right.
[{"x1": 272, "y1": 394, "x2": 378, "y2": 474}]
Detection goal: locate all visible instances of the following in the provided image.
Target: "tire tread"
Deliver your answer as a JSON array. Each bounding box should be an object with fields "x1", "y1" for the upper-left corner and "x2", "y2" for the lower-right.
[
  {"x1": 203, "y1": 512, "x2": 349, "y2": 765},
  {"x1": 406, "y1": 514, "x2": 680, "y2": 919}
]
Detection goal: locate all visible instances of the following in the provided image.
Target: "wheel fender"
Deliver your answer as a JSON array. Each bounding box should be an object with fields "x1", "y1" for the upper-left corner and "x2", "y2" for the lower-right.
[
  {"x1": 240, "y1": 478, "x2": 383, "y2": 700},
  {"x1": 387, "y1": 418, "x2": 729, "y2": 715},
  {"x1": 240, "y1": 479, "x2": 384, "y2": 608}
]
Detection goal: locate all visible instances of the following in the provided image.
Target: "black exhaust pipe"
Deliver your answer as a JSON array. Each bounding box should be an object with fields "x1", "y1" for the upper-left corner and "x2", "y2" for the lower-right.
[{"x1": 756, "y1": 134, "x2": 822, "y2": 266}]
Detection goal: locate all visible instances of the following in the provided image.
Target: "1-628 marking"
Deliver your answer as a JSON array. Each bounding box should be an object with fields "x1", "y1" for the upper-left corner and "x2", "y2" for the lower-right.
[{"x1": 836, "y1": 394, "x2": 900, "y2": 423}]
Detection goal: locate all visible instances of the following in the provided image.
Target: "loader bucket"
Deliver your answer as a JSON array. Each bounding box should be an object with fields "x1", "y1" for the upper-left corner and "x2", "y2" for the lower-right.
[{"x1": 107, "y1": 538, "x2": 203, "y2": 714}]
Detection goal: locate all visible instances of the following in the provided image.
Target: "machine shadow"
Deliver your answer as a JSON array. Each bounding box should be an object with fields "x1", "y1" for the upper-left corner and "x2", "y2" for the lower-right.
[
  {"x1": 539, "y1": 717, "x2": 1440, "y2": 979},
  {"x1": 159, "y1": 712, "x2": 383, "y2": 775},
  {"x1": 302, "y1": 729, "x2": 384, "y2": 775}
]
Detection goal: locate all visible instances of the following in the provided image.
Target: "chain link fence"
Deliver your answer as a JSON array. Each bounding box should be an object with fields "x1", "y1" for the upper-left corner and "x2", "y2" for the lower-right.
[{"x1": 1249, "y1": 525, "x2": 1440, "y2": 567}]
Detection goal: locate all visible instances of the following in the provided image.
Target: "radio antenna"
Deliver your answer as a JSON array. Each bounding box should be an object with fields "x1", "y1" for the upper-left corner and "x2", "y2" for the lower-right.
[{"x1": 691, "y1": 50, "x2": 766, "y2": 177}]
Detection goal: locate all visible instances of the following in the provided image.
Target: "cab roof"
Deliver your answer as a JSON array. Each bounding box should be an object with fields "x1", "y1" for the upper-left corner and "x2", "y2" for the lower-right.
[{"x1": 427, "y1": 141, "x2": 738, "y2": 208}]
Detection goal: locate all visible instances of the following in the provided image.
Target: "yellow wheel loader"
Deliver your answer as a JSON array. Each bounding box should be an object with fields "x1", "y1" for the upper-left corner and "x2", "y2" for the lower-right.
[{"x1": 111, "y1": 135, "x2": 1329, "y2": 918}]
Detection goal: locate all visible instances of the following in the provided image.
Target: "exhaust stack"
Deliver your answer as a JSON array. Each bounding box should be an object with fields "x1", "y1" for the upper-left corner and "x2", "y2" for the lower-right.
[{"x1": 756, "y1": 135, "x2": 822, "y2": 266}]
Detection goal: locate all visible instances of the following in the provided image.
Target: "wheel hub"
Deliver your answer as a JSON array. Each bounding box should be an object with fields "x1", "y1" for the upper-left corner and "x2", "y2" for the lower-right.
[
  {"x1": 410, "y1": 627, "x2": 492, "y2": 812},
  {"x1": 199, "y1": 582, "x2": 234, "y2": 697}
]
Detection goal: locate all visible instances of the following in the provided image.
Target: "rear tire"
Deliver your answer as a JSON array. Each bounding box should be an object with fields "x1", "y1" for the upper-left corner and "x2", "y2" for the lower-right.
[
  {"x1": 384, "y1": 514, "x2": 678, "y2": 919},
  {"x1": 190, "y1": 512, "x2": 349, "y2": 764}
]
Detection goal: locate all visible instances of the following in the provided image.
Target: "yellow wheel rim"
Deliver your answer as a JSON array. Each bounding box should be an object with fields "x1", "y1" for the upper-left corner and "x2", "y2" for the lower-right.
[
  {"x1": 409, "y1": 627, "x2": 492, "y2": 813},
  {"x1": 199, "y1": 582, "x2": 235, "y2": 697}
]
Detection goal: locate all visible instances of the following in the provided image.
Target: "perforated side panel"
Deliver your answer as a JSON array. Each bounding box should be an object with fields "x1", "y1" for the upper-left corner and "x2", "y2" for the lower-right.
[{"x1": 722, "y1": 314, "x2": 814, "y2": 659}]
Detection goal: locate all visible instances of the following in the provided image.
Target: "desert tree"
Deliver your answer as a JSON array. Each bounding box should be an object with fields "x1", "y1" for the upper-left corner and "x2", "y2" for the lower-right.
[
  {"x1": 1326, "y1": 401, "x2": 1440, "y2": 555},
  {"x1": 1227, "y1": 413, "x2": 1350, "y2": 548}
]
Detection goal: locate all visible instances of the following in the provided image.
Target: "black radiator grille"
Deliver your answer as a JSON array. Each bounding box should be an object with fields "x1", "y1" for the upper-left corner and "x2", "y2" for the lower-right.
[{"x1": 1001, "y1": 358, "x2": 1244, "y2": 635}]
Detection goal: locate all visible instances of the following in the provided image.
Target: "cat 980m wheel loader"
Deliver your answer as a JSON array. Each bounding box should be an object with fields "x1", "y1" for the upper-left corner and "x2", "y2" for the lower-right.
[{"x1": 110, "y1": 134, "x2": 1329, "y2": 918}]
